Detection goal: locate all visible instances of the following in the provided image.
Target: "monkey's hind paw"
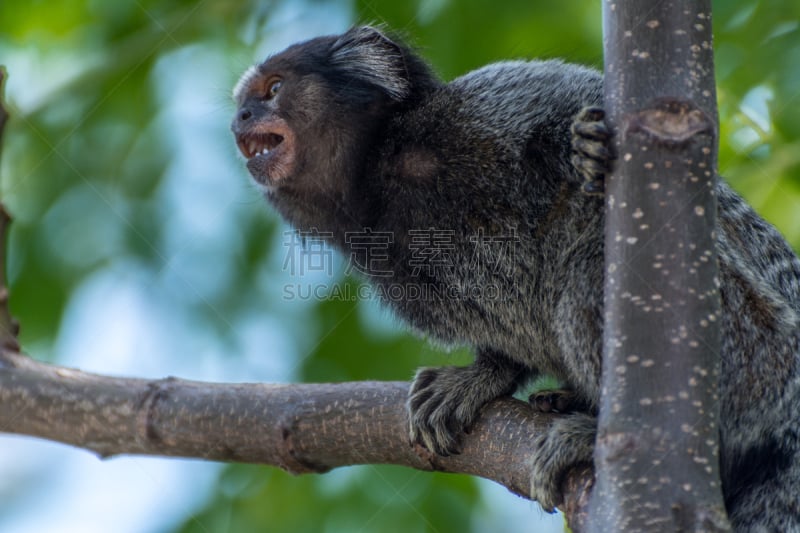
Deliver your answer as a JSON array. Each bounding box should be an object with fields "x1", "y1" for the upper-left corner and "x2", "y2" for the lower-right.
[
  {"x1": 529, "y1": 389, "x2": 592, "y2": 414},
  {"x1": 530, "y1": 413, "x2": 596, "y2": 512},
  {"x1": 571, "y1": 106, "x2": 613, "y2": 195}
]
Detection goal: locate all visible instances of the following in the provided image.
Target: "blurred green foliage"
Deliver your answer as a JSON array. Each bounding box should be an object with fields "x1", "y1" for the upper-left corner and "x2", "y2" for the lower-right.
[{"x1": 1, "y1": 0, "x2": 799, "y2": 532}]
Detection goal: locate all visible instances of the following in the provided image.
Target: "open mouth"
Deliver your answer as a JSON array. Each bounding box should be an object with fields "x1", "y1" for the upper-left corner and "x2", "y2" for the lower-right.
[
  {"x1": 233, "y1": 117, "x2": 296, "y2": 185},
  {"x1": 237, "y1": 132, "x2": 284, "y2": 159}
]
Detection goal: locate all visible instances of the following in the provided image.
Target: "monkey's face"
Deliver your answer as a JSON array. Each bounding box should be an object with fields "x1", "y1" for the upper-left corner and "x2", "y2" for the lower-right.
[
  {"x1": 231, "y1": 26, "x2": 439, "y2": 231},
  {"x1": 231, "y1": 65, "x2": 299, "y2": 188},
  {"x1": 232, "y1": 27, "x2": 428, "y2": 184},
  {"x1": 231, "y1": 42, "x2": 371, "y2": 198}
]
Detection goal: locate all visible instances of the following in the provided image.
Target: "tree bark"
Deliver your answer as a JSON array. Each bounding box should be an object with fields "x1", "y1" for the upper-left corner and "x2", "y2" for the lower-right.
[
  {"x1": 0, "y1": 349, "x2": 532, "y2": 485},
  {"x1": 595, "y1": 1, "x2": 730, "y2": 530},
  {"x1": 0, "y1": 348, "x2": 598, "y2": 525}
]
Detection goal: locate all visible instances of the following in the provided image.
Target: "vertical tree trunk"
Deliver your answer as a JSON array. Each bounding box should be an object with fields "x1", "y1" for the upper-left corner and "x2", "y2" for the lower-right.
[{"x1": 592, "y1": 1, "x2": 731, "y2": 530}]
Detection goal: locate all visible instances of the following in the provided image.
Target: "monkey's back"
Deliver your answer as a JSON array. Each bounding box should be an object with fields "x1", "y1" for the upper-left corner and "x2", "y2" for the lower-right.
[{"x1": 369, "y1": 60, "x2": 606, "y2": 383}]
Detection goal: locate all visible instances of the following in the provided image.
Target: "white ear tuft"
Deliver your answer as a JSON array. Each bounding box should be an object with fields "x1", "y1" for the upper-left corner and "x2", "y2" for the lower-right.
[{"x1": 330, "y1": 26, "x2": 410, "y2": 100}]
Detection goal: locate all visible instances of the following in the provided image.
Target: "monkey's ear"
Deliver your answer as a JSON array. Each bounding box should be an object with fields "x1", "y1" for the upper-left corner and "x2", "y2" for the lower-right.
[{"x1": 329, "y1": 26, "x2": 411, "y2": 101}]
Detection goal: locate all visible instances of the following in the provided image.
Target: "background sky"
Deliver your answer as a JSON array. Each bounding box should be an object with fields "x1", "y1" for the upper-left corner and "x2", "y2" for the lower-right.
[{"x1": 0, "y1": 0, "x2": 799, "y2": 532}]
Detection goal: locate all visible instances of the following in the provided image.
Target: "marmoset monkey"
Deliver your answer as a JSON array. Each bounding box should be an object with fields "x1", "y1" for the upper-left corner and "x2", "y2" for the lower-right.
[{"x1": 232, "y1": 26, "x2": 800, "y2": 530}]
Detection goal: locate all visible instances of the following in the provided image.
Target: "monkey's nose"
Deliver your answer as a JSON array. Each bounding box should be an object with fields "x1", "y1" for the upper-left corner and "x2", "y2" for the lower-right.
[{"x1": 232, "y1": 108, "x2": 254, "y2": 134}]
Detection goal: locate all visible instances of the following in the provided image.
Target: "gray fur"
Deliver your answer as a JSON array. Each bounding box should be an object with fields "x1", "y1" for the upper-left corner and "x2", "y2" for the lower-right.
[{"x1": 232, "y1": 26, "x2": 800, "y2": 531}]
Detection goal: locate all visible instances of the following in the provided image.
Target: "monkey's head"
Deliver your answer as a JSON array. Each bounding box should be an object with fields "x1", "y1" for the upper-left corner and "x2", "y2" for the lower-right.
[{"x1": 232, "y1": 26, "x2": 439, "y2": 231}]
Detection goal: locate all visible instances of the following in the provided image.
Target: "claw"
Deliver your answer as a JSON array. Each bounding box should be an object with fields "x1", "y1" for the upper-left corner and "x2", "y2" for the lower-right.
[{"x1": 582, "y1": 179, "x2": 605, "y2": 195}]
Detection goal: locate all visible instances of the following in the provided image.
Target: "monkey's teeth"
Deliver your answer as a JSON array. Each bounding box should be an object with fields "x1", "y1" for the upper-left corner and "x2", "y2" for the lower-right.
[{"x1": 239, "y1": 135, "x2": 277, "y2": 159}]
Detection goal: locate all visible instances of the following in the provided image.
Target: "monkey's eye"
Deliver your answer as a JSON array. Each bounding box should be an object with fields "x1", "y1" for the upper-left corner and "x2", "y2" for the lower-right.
[{"x1": 266, "y1": 79, "x2": 282, "y2": 99}]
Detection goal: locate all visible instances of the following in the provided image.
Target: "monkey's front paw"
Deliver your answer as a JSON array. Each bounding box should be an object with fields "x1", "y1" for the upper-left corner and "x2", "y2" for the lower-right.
[
  {"x1": 571, "y1": 106, "x2": 613, "y2": 195},
  {"x1": 408, "y1": 366, "x2": 497, "y2": 456},
  {"x1": 530, "y1": 413, "x2": 596, "y2": 512}
]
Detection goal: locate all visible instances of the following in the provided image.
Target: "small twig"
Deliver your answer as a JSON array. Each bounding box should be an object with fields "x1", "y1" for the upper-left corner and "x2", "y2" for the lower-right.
[{"x1": 0, "y1": 67, "x2": 18, "y2": 353}]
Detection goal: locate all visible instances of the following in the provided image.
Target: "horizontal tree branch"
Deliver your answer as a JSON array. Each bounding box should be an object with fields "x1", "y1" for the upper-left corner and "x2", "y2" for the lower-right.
[{"x1": 0, "y1": 349, "x2": 593, "y2": 529}]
